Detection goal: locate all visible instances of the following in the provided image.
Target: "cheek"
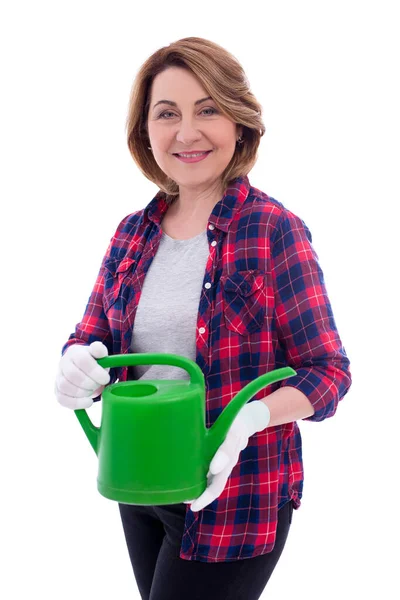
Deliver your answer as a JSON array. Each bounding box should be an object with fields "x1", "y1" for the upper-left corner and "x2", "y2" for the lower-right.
[
  {"x1": 147, "y1": 123, "x2": 167, "y2": 144},
  {"x1": 213, "y1": 131, "x2": 237, "y2": 150}
]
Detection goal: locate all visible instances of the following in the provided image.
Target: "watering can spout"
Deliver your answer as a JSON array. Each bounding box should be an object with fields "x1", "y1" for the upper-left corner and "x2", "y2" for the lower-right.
[{"x1": 204, "y1": 367, "x2": 296, "y2": 466}]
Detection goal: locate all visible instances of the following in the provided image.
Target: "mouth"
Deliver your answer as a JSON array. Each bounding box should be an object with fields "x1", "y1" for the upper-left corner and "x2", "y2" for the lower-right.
[{"x1": 173, "y1": 150, "x2": 213, "y2": 163}]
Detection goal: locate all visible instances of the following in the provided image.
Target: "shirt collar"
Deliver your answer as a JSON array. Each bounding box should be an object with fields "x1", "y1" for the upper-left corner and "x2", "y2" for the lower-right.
[{"x1": 144, "y1": 175, "x2": 251, "y2": 232}]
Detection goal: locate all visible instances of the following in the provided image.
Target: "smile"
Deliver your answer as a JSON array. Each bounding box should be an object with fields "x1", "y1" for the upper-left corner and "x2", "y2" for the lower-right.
[{"x1": 174, "y1": 150, "x2": 213, "y2": 163}]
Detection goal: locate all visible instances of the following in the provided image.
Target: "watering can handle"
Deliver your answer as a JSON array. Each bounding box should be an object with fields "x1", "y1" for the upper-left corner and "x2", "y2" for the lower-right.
[{"x1": 96, "y1": 353, "x2": 204, "y2": 388}]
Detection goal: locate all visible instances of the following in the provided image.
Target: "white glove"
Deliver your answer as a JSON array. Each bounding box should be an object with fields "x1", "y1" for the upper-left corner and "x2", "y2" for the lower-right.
[
  {"x1": 55, "y1": 341, "x2": 110, "y2": 410},
  {"x1": 185, "y1": 400, "x2": 271, "y2": 512}
]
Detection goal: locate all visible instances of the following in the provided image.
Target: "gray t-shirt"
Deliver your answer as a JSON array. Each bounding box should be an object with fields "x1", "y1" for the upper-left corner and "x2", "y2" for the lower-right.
[{"x1": 130, "y1": 229, "x2": 209, "y2": 381}]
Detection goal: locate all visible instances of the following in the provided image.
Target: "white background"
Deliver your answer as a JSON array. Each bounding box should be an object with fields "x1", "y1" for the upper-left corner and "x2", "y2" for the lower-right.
[{"x1": 1, "y1": 1, "x2": 399, "y2": 598}]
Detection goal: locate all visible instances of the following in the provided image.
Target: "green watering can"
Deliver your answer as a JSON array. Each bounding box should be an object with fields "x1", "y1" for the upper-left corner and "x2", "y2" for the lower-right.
[{"x1": 74, "y1": 353, "x2": 296, "y2": 506}]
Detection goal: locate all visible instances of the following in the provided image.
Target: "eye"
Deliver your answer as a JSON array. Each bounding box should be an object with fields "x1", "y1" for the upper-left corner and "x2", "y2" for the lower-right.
[{"x1": 158, "y1": 107, "x2": 218, "y2": 119}]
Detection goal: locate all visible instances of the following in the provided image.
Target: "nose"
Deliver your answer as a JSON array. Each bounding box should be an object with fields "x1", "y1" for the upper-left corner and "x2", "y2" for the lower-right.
[{"x1": 175, "y1": 117, "x2": 203, "y2": 145}]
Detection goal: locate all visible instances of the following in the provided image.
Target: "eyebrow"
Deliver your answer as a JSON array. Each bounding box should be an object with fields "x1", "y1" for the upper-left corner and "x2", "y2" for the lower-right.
[{"x1": 152, "y1": 96, "x2": 212, "y2": 110}]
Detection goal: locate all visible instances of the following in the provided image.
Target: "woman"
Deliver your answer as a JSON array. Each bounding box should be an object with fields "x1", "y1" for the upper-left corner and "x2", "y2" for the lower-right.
[{"x1": 55, "y1": 37, "x2": 352, "y2": 600}]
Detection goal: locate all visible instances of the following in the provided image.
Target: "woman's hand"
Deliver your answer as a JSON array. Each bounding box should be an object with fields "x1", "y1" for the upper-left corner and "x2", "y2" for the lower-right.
[
  {"x1": 185, "y1": 400, "x2": 271, "y2": 512},
  {"x1": 55, "y1": 341, "x2": 110, "y2": 410}
]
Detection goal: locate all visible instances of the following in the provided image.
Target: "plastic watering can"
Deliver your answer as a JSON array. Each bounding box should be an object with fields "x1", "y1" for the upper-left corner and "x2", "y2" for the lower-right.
[{"x1": 74, "y1": 353, "x2": 296, "y2": 505}]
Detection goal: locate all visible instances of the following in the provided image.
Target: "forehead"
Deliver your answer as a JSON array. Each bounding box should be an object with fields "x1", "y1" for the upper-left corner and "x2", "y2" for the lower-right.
[{"x1": 150, "y1": 67, "x2": 208, "y2": 104}]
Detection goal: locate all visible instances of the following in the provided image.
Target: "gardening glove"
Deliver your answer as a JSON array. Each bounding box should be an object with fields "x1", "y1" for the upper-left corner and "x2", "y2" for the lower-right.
[
  {"x1": 184, "y1": 400, "x2": 271, "y2": 512},
  {"x1": 55, "y1": 341, "x2": 110, "y2": 410}
]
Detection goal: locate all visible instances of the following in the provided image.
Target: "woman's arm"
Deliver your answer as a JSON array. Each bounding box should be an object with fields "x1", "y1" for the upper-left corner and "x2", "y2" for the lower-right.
[
  {"x1": 61, "y1": 245, "x2": 114, "y2": 357},
  {"x1": 260, "y1": 385, "x2": 315, "y2": 427},
  {"x1": 269, "y1": 209, "x2": 352, "y2": 422}
]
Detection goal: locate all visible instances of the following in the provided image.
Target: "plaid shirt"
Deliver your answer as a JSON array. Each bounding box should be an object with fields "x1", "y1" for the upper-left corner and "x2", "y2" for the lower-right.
[{"x1": 62, "y1": 175, "x2": 351, "y2": 563}]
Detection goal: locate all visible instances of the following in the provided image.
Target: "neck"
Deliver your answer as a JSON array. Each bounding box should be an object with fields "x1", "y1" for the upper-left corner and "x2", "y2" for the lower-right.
[{"x1": 171, "y1": 185, "x2": 223, "y2": 219}]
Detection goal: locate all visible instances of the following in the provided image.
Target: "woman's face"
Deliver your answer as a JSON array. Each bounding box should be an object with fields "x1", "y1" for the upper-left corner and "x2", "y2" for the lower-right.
[{"x1": 147, "y1": 66, "x2": 242, "y2": 194}]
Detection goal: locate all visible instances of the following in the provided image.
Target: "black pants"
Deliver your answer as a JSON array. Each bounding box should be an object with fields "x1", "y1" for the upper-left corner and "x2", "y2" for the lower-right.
[{"x1": 118, "y1": 500, "x2": 293, "y2": 600}]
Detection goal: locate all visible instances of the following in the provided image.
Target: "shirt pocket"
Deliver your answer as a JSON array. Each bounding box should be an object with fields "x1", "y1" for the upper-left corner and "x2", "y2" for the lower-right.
[
  {"x1": 103, "y1": 256, "x2": 136, "y2": 313},
  {"x1": 220, "y1": 269, "x2": 266, "y2": 335}
]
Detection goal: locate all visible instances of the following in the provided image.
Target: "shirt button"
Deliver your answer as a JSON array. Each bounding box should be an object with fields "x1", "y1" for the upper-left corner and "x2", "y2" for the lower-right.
[
  {"x1": 211, "y1": 240, "x2": 217, "y2": 247},
  {"x1": 199, "y1": 327, "x2": 206, "y2": 334},
  {"x1": 208, "y1": 224, "x2": 215, "y2": 230},
  {"x1": 205, "y1": 282, "x2": 211, "y2": 289}
]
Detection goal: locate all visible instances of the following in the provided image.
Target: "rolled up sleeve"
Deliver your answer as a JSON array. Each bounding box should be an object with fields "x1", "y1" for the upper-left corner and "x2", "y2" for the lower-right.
[{"x1": 271, "y1": 209, "x2": 352, "y2": 421}]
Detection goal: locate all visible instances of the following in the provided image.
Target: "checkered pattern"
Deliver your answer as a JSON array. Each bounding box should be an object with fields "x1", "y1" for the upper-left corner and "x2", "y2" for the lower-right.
[{"x1": 62, "y1": 175, "x2": 351, "y2": 562}]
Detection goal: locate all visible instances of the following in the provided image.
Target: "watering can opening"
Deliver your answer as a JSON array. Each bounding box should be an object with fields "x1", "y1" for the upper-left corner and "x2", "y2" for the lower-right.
[{"x1": 111, "y1": 383, "x2": 158, "y2": 398}]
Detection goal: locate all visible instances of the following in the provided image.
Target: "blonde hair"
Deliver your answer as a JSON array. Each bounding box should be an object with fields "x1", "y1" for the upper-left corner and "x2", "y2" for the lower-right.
[{"x1": 126, "y1": 37, "x2": 266, "y2": 201}]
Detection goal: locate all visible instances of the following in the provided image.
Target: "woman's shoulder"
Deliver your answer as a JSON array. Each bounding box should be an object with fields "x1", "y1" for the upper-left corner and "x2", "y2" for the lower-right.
[
  {"x1": 102, "y1": 209, "x2": 146, "y2": 265},
  {"x1": 246, "y1": 184, "x2": 309, "y2": 238},
  {"x1": 247, "y1": 184, "x2": 285, "y2": 218},
  {"x1": 108, "y1": 208, "x2": 150, "y2": 249},
  {"x1": 111, "y1": 188, "x2": 168, "y2": 238},
  {"x1": 115, "y1": 209, "x2": 145, "y2": 235}
]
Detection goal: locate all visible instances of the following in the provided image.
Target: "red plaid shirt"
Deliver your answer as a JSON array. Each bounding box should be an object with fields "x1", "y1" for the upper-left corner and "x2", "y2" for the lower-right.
[{"x1": 62, "y1": 175, "x2": 351, "y2": 563}]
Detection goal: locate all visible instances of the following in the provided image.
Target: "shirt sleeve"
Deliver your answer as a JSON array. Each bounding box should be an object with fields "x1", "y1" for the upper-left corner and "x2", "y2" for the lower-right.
[
  {"x1": 60, "y1": 222, "x2": 126, "y2": 388},
  {"x1": 271, "y1": 209, "x2": 352, "y2": 421},
  {"x1": 61, "y1": 239, "x2": 113, "y2": 355}
]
